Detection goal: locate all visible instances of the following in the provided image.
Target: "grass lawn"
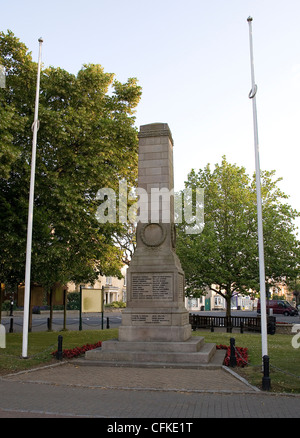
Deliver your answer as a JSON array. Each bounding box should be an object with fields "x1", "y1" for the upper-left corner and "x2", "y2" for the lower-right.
[
  {"x1": 0, "y1": 329, "x2": 118, "y2": 375},
  {"x1": 0, "y1": 328, "x2": 299, "y2": 394},
  {"x1": 192, "y1": 330, "x2": 300, "y2": 394}
]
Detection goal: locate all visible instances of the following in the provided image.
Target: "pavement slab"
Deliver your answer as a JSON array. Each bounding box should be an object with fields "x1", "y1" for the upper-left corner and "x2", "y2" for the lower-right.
[{"x1": 1, "y1": 361, "x2": 299, "y2": 419}]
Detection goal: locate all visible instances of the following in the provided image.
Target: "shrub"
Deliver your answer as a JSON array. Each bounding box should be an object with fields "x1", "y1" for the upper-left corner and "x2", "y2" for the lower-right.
[
  {"x1": 105, "y1": 301, "x2": 126, "y2": 308},
  {"x1": 67, "y1": 292, "x2": 80, "y2": 310},
  {"x1": 216, "y1": 344, "x2": 248, "y2": 367},
  {"x1": 51, "y1": 341, "x2": 102, "y2": 359}
]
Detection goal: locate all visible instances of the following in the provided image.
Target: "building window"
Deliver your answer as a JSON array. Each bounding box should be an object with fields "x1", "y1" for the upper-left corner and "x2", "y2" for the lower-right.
[{"x1": 214, "y1": 296, "x2": 222, "y2": 307}]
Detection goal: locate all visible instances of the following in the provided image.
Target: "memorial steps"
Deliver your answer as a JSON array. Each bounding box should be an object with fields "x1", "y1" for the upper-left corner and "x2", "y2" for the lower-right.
[{"x1": 83, "y1": 337, "x2": 226, "y2": 369}]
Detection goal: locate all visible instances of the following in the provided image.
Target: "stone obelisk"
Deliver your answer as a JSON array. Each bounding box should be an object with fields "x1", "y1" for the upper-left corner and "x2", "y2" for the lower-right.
[
  {"x1": 85, "y1": 123, "x2": 222, "y2": 366},
  {"x1": 119, "y1": 123, "x2": 191, "y2": 342}
]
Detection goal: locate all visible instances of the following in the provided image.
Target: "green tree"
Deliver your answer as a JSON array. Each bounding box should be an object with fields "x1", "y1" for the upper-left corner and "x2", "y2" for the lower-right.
[
  {"x1": 0, "y1": 30, "x2": 35, "y2": 178},
  {"x1": 289, "y1": 278, "x2": 300, "y2": 306},
  {"x1": 176, "y1": 157, "x2": 300, "y2": 317},
  {"x1": 0, "y1": 30, "x2": 142, "y2": 290}
]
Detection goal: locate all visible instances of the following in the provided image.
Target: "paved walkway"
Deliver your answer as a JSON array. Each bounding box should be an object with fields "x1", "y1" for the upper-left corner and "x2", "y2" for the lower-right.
[{"x1": 0, "y1": 361, "x2": 299, "y2": 418}]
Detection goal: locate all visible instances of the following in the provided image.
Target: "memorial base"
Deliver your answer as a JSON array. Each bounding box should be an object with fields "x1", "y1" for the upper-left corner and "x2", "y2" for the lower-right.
[
  {"x1": 118, "y1": 308, "x2": 191, "y2": 342},
  {"x1": 84, "y1": 337, "x2": 226, "y2": 368}
]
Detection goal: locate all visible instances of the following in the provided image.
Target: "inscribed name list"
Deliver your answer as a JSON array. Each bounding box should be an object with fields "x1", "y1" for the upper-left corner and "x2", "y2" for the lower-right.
[{"x1": 132, "y1": 274, "x2": 173, "y2": 300}]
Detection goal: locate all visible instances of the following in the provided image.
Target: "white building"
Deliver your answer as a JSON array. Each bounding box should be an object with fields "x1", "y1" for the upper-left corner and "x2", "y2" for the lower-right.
[
  {"x1": 68, "y1": 266, "x2": 127, "y2": 305},
  {"x1": 185, "y1": 288, "x2": 256, "y2": 312}
]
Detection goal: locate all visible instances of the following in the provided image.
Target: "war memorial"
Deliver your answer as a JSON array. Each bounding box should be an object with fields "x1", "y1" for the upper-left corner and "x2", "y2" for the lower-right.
[{"x1": 85, "y1": 123, "x2": 224, "y2": 367}]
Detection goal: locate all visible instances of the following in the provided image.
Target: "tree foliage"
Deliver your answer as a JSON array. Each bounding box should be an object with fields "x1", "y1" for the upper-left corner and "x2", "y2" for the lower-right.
[
  {"x1": 0, "y1": 30, "x2": 142, "y2": 289},
  {"x1": 176, "y1": 156, "x2": 300, "y2": 316}
]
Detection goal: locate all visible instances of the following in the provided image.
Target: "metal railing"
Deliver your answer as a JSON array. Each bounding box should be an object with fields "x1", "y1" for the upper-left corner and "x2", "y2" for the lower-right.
[{"x1": 189, "y1": 314, "x2": 276, "y2": 334}]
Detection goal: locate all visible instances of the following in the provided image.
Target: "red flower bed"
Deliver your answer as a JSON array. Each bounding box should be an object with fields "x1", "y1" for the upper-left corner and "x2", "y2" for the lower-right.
[
  {"x1": 216, "y1": 344, "x2": 248, "y2": 367},
  {"x1": 51, "y1": 341, "x2": 102, "y2": 359}
]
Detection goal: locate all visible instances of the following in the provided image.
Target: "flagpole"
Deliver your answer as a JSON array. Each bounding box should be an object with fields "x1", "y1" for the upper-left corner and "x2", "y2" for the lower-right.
[
  {"x1": 247, "y1": 17, "x2": 269, "y2": 375},
  {"x1": 22, "y1": 37, "x2": 43, "y2": 358}
]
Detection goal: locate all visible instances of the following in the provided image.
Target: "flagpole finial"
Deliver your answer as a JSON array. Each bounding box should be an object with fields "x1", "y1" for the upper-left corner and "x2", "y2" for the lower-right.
[
  {"x1": 247, "y1": 16, "x2": 253, "y2": 22},
  {"x1": 38, "y1": 37, "x2": 43, "y2": 43}
]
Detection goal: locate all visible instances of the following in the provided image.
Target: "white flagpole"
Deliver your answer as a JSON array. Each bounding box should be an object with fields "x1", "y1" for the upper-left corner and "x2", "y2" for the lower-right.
[
  {"x1": 247, "y1": 17, "x2": 268, "y2": 359},
  {"x1": 22, "y1": 37, "x2": 43, "y2": 358}
]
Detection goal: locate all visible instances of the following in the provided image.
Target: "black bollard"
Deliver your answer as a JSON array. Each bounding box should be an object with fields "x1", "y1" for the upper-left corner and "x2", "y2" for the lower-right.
[
  {"x1": 47, "y1": 316, "x2": 53, "y2": 331},
  {"x1": 229, "y1": 337, "x2": 237, "y2": 367},
  {"x1": 210, "y1": 320, "x2": 214, "y2": 332},
  {"x1": 57, "y1": 335, "x2": 63, "y2": 360},
  {"x1": 9, "y1": 318, "x2": 13, "y2": 333},
  {"x1": 240, "y1": 321, "x2": 244, "y2": 334},
  {"x1": 106, "y1": 317, "x2": 110, "y2": 329},
  {"x1": 262, "y1": 355, "x2": 271, "y2": 391}
]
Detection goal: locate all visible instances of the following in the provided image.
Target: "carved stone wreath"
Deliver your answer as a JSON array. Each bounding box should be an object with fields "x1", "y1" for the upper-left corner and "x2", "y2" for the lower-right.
[{"x1": 140, "y1": 223, "x2": 167, "y2": 247}]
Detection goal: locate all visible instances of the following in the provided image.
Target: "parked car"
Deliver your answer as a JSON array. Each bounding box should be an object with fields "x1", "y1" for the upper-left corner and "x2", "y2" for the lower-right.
[{"x1": 257, "y1": 299, "x2": 298, "y2": 316}]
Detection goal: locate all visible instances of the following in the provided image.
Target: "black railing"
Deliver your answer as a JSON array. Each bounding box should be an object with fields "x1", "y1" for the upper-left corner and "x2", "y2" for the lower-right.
[{"x1": 189, "y1": 314, "x2": 276, "y2": 334}]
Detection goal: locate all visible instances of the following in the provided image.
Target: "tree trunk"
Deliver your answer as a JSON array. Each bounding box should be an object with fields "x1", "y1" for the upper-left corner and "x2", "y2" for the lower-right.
[
  {"x1": 225, "y1": 295, "x2": 232, "y2": 333},
  {"x1": 49, "y1": 287, "x2": 53, "y2": 331},
  {"x1": 225, "y1": 294, "x2": 232, "y2": 318}
]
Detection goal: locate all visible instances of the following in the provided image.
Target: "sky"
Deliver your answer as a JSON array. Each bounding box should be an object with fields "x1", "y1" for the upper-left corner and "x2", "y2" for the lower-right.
[{"x1": 1, "y1": 0, "x2": 300, "y2": 230}]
